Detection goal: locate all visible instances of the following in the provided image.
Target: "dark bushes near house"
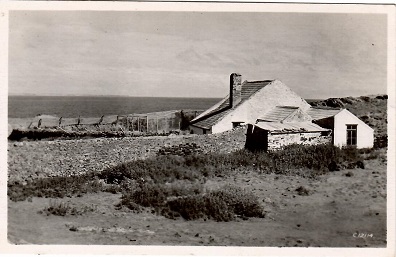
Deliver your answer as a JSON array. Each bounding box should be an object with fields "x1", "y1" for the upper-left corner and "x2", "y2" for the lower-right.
[
  {"x1": 179, "y1": 110, "x2": 198, "y2": 131},
  {"x1": 374, "y1": 135, "x2": 388, "y2": 149}
]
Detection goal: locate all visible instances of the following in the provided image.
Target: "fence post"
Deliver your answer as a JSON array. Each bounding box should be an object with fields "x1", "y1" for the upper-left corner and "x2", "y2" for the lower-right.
[
  {"x1": 137, "y1": 117, "x2": 140, "y2": 132},
  {"x1": 146, "y1": 116, "x2": 149, "y2": 133}
]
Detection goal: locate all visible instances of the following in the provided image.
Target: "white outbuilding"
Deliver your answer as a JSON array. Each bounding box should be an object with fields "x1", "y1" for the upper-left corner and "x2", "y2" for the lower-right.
[{"x1": 307, "y1": 107, "x2": 374, "y2": 148}]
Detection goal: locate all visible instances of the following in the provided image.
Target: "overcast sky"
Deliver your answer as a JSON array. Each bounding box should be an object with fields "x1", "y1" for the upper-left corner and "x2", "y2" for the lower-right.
[{"x1": 9, "y1": 11, "x2": 387, "y2": 99}]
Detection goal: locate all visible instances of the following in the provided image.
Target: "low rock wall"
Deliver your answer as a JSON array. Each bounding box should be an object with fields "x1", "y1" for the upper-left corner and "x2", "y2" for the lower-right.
[{"x1": 268, "y1": 132, "x2": 331, "y2": 151}]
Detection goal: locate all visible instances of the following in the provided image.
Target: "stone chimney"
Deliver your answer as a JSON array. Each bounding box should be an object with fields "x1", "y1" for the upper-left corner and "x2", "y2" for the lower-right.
[{"x1": 230, "y1": 73, "x2": 242, "y2": 107}]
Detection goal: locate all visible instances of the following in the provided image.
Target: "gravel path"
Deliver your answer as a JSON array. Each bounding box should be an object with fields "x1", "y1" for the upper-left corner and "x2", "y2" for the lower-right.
[{"x1": 8, "y1": 127, "x2": 247, "y2": 183}]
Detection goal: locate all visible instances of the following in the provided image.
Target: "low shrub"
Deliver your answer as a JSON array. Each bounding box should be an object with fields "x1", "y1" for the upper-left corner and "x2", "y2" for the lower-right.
[
  {"x1": 164, "y1": 185, "x2": 264, "y2": 221},
  {"x1": 345, "y1": 171, "x2": 354, "y2": 177},
  {"x1": 123, "y1": 181, "x2": 203, "y2": 208},
  {"x1": 120, "y1": 183, "x2": 264, "y2": 222},
  {"x1": 295, "y1": 186, "x2": 311, "y2": 196},
  {"x1": 208, "y1": 185, "x2": 265, "y2": 218},
  {"x1": 98, "y1": 155, "x2": 201, "y2": 184},
  {"x1": 38, "y1": 200, "x2": 96, "y2": 216},
  {"x1": 374, "y1": 135, "x2": 388, "y2": 149},
  {"x1": 166, "y1": 195, "x2": 213, "y2": 220},
  {"x1": 39, "y1": 201, "x2": 73, "y2": 216},
  {"x1": 8, "y1": 174, "x2": 102, "y2": 201}
]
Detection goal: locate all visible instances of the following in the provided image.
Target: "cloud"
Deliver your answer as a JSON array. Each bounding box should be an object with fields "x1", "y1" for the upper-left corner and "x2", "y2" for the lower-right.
[{"x1": 9, "y1": 11, "x2": 387, "y2": 98}]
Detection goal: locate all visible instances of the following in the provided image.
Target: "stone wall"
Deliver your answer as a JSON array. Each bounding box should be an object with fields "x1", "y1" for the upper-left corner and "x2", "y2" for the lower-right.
[{"x1": 268, "y1": 132, "x2": 331, "y2": 151}]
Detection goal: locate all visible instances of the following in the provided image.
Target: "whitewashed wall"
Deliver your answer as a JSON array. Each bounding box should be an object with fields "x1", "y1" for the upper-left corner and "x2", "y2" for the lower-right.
[
  {"x1": 212, "y1": 80, "x2": 311, "y2": 134},
  {"x1": 333, "y1": 109, "x2": 374, "y2": 148}
]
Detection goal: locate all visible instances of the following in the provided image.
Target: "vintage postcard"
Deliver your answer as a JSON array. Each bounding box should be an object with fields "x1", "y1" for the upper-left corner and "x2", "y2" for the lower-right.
[{"x1": 0, "y1": 1, "x2": 394, "y2": 257}]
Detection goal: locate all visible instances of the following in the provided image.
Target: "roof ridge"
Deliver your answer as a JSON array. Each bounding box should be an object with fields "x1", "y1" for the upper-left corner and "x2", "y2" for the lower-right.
[
  {"x1": 245, "y1": 80, "x2": 274, "y2": 84},
  {"x1": 310, "y1": 106, "x2": 343, "y2": 110},
  {"x1": 276, "y1": 106, "x2": 300, "y2": 109}
]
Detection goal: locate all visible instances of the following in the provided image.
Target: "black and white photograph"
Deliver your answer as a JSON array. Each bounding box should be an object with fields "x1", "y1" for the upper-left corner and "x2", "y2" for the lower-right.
[{"x1": 0, "y1": 2, "x2": 395, "y2": 256}]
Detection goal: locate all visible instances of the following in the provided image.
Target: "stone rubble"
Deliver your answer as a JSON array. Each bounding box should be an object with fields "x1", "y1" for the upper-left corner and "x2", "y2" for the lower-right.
[{"x1": 8, "y1": 127, "x2": 247, "y2": 183}]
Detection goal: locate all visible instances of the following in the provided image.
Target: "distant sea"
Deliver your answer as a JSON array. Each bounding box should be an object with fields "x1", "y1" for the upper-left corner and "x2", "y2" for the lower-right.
[{"x1": 8, "y1": 96, "x2": 222, "y2": 118}]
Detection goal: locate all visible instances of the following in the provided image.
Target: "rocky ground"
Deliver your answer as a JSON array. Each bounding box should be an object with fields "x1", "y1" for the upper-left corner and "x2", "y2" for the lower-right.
[{"x1": 8, "y1": 127, "x2": 247, "y2": 183}]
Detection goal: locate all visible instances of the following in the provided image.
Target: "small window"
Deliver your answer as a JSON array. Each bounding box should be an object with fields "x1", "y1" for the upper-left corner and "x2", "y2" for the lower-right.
[
  {"x1": 232, "y1": 122, "x2": 243, "y2": 128},
  {"x1": 346, "y1": 124, "x2": 357, "y2": 146}
]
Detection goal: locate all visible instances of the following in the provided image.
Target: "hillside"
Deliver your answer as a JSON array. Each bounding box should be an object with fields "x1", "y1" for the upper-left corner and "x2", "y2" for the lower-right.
[{"x1": 308, "y1": 95, "x2": 388, "y2": 139}]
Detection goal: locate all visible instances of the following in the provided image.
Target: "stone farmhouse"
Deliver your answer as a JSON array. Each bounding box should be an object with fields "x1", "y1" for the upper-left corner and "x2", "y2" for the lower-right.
[{"x1": 189, "y1": 73, "x2": 374, "y2": 150}]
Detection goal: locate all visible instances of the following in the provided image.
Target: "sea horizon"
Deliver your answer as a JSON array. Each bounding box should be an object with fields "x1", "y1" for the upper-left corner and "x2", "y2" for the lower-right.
[{"x1": 8, "y1": 95, "x2": 222, "y2": 119}]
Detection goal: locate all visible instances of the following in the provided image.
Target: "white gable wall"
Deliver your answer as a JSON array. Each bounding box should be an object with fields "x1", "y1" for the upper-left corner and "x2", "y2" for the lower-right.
[
  {"x1": 333, "y1": 109, "x2": 374, "y2": 148},
  {"x1": 212, "y1": 80, "x2": 311, "y2": 133}
]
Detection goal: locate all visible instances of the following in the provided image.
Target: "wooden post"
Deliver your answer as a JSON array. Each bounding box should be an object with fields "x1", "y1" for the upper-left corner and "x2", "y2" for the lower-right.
[
  {"x1": 130, "y1": 117, "x2": 133, "y2": 131},
  {"x1": 137, "y1": 117, "x2": 140, "y2": 132},
  {"x1": 146, "y1": 116, "x2": 149, "y2": 133}
]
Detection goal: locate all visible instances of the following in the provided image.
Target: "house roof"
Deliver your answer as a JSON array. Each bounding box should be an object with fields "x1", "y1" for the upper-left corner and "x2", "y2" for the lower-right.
[
  {"x1": 255, "y1": 121, "x2": 330, "y2": 134},
  {"x1": 191, "y1": 80, "x2": 273, "y2": 129},
  {"x1": 257, "y1": 106, "x2": 299, "y2": 122},
  {"x1": 306, "y1": 107, "x2": 343, "y2": 120}
]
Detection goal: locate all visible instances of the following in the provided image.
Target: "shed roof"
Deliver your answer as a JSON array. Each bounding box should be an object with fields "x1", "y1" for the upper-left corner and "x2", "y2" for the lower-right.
[
  {"x1": 257, "y1": 106, "x2": 299, "y2": 122},
  {"x1": 191, "y1": 80, "x2": 273, "y2": 129},
  {"x1": 306, "y1": 107, "x2": 342, "y2": 120},
  {"x1": 255, "y1": 121, "x2": 330, "y2": 134}
]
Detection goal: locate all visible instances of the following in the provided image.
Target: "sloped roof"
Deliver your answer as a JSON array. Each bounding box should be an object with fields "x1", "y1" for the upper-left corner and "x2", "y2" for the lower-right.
[
  {"x1": 257, "y1": 106, "x2": 299, "y2": 122},
  {"x1": 306, "y1": 107, "x2": 343, "y2": 120},
  {"x1": 192, "y1": 108, "x2": 234, "y2": 130},
  {"x1": 240, "y1": 80, "x2": 273, "y2": 100},
  {"x1": 191, "y1": 80, "x2": 273, "y2": 129},
  {"x1": 255, "y1": 121, "x2": 330, "y2": 133}
]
